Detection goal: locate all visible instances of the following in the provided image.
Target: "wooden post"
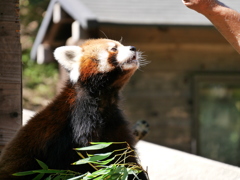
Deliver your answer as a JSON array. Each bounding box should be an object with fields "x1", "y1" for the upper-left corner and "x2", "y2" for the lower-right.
[
  {"x1": 0, "y1": 0, "x2": 22, "y2": 152},
  {"x1": 37, "y1": 44, "x2": 54, "y2": 64}
]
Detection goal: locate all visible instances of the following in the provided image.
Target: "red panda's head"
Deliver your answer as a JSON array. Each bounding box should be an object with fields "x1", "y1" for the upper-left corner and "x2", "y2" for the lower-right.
[{"x1": 54, "y1": 39, "x2": 143, "y2": 90}]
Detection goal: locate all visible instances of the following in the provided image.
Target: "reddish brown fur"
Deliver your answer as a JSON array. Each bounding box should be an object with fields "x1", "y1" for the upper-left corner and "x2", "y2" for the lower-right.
[{"x1": 79, "y1": 56, "x2": 98, "y2": 82}]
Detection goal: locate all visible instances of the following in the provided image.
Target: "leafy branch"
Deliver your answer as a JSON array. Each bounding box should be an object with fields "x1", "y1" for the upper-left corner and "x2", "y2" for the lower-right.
[{"x1": 13, "y1": 142, "x2": 148, "y2": 180}]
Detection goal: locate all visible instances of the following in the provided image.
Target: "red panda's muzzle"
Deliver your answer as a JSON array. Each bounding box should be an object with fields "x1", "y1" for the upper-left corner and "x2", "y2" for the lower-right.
[
  {"x1": 119, "y1": 51, "x2": 139, "y2": 70},
  {"x1": 126, "y1": 55, "x2": 137, "y2": 64},
  {"x1": 116, "y1": 45, "x2": 140, "y2": 70}
]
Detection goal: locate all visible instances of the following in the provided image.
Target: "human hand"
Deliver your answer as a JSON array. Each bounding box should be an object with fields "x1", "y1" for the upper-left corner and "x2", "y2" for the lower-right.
[{"x1": 182, "y1": 0, "x2": 219, "y2": 14}]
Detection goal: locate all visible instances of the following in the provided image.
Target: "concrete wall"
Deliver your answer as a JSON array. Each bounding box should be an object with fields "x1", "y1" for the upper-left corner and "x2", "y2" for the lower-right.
[{"x1": 99, "y1": 26, "x2": 240, "y2": 152}]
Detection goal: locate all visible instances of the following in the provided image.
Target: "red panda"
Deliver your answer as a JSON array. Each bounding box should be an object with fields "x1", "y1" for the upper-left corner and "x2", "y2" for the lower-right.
[{"x1": 0, "y1": 39, "x2": 148, "y2": 179}]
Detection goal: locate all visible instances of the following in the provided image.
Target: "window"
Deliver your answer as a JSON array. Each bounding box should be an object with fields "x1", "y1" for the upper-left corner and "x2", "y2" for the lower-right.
[{"x1": 193, "y1": 74, "x2": 240, "y2": 166}]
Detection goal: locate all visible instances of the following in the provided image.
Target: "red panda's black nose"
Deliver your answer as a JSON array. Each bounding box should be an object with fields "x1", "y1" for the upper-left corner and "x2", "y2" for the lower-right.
[{"x1": 130, "y1": 46, "x2": 136, "y2": 52}]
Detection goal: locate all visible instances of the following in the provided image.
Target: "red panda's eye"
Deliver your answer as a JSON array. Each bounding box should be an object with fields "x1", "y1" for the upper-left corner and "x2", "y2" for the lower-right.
[{"x1": 111, "y1": 47, "x2": 117, "y2": 52}]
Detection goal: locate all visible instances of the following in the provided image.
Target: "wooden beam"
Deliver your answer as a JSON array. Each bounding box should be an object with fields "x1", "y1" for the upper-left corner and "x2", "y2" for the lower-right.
[
  {"x1": 71, "y1": 21, "x2": 89, "y2": 42},
  {"x1": 53, "y1": 2, "x2": 63, "y2": 24},
  {"x1": 52, "y1": 2, "x2": 72, "y2": 24},
  {"x1": 37, "y1": 44, "x2": 54, "y2": 64}
]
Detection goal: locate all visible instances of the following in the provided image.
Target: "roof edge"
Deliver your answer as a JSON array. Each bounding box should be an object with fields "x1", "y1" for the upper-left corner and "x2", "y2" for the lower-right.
[
  {"x1": 31, "y1": 0, "x2": 98, "y2": 61},
  {"x1": 58, "y1": 0, "x2": 98, "y2": 29}
]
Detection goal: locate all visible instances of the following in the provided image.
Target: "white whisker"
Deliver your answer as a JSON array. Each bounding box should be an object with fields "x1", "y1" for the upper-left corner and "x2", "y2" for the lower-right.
[
  {"x1": 119, "y1": 37, "x2": 123, "y2": 43},
  {"x1": 100, "y1": 30, "x2": 109, "y2": 39},
  {"x1": 137, "y1": 51, "x2": 150, "y2": 68}
]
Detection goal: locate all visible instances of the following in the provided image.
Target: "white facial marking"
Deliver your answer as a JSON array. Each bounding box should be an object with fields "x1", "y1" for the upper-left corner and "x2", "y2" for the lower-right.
[
  {"x1": 108, "y1": 42, "x2": 116, "y2": 49},
  {"x1": 70, "y1": 61, "x2": 80, "y2": 83},
  {"x1": 97, "y1": 50, "x2": 113, "y2": 72}
]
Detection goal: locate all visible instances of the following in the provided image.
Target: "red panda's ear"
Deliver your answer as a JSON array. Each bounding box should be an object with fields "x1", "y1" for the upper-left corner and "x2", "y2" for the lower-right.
[
  {"x1": 54, "y1": 46, "x2": 82, "y2": 71},
  {"x1": 54, "y1": 46, "x2": 82, "y2": 83}
]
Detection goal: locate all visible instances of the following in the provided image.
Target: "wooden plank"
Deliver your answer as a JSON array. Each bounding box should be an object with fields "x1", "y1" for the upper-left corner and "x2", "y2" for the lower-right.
[
  {"x1": 0, "y1": 22, "x2": 20, "y2": 38},
  {"x1": 0, "y1": 0, "x2": 19, "y2": 6},
  {"x1": 0, "y1": 0, "x2": 21, "y2": 151},
  {"x1": 0, "y1": 53, "x2": 21, "y2": 83},
  {"x1": 0, "y1": 83, "x2": 21, "y2": 146},
  {"x1": 0, "y1": 37, "x2": 21, "y2": 44},
  {"x1": 0, "y1": 0, "x2": 20, "y2": 22},
  {"x1": 0, "y1": 83, "x2": 21, "y2": 111},
  {"x1": 0, "y1": 42, "x2": 21, "y2": 53}
]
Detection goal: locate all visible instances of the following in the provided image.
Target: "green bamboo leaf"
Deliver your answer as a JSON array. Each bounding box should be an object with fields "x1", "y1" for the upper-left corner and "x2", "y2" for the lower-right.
[
  {"x1": 91, "y1": 157, "x2": 115, "y2": 165},
  {"x1": 13, "y1": 171, "x2": 37, "y2": 176},
  {"x1": 107, "y1": 166, "x2": 127, "y2": 180},
  {"x1": 33, "y1": 173, "x2": 44, "y2": 180},
  {"x1": 127, "y1": 168, "x2": 141, "y2": 179},
  {"x1": 74, "y1": 143, "x2": 112, "y2": 151},
  {"x1": 101, "y1": 171, "x2": 120, "y2": 179},
  {"x1": 90, "y1": 142, "x2": 127, "y2": 145},
  {"x1": 72, "y1": 157, "x2": 92, "y2": 165},
  {"x1": 72, "y1": 152, "x2": 112, "y2": 165},
  {"x1": 83, "y1": 174, "x2": 98, "y2": 179},
  {"x1": 90, "y1": 167, "x2": 111, "y2": 176},
  {"x1": 88, "y1": 152, "x2": 113, "y2": 161},
  {"x1": 81, "y1": 166, "x2": 115, "y2": 179},
  {"x1": 52, "y1": 175, "x2": 63, "y2": 180},
  {"x1": 109, "y1": 173, "x2": 122, "y2": 180},
  {"x1": 90, "y1": 142, "x2": 113, "y2": 145},
  {"x1": 82, "y1": 172, "x2": 93, "y2": 180},
  {"x1": 113, "y1": 166, "x2": 124, "y2": 174},
  {"x1": 32, "y1": 169, "x2": 67, "y2": 174},
  {"x1": 126, "y1": 168, "x2": 141, "y2": 175},
  {"x1": 36, "y1": 159, "x2": 48, "y2": 170},
  {"x1": 95, "y1": 165, "x2": 119, "y2": 180},
  {"x1": 121, "y1": 167, "x2": 128, "y2": 180},
  {"x1": 45, "y1": 176, "x2": 52, "y2": 180},
  {"x1": 67, "y1": 173, "x2": 88, "y2": 180},
  {"x1": 93, "y1": 175, "x2": 105, "y2": 180}
]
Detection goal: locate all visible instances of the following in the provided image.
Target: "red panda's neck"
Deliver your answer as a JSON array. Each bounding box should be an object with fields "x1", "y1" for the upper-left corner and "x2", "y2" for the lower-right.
[
  {"x1": 78, "y1": 68, "x2": 133, "y2": 97},
  {"x1": 61, "y1": 81, "x2": 121, "y2": 145},
  {"x1": 60, "y1": 80, "x2": 121, "y2": 109}
]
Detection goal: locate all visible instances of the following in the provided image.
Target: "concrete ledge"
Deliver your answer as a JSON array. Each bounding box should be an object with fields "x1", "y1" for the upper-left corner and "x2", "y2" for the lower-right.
[
  {"x1": 22, "y1": 109, "x2": 35, "y2": 125},
  {"x1": 136, "y1": 141, "x2": 240, "y2": 180}
]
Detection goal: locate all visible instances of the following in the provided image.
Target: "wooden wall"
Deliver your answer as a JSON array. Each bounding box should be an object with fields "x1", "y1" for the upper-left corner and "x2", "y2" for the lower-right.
[
  {"x1": 99, "y1": 26, "x2": 240, "y2": 152},
  {"x1": 0, "y1": 0, "x2": 21, "y2": 151}
]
